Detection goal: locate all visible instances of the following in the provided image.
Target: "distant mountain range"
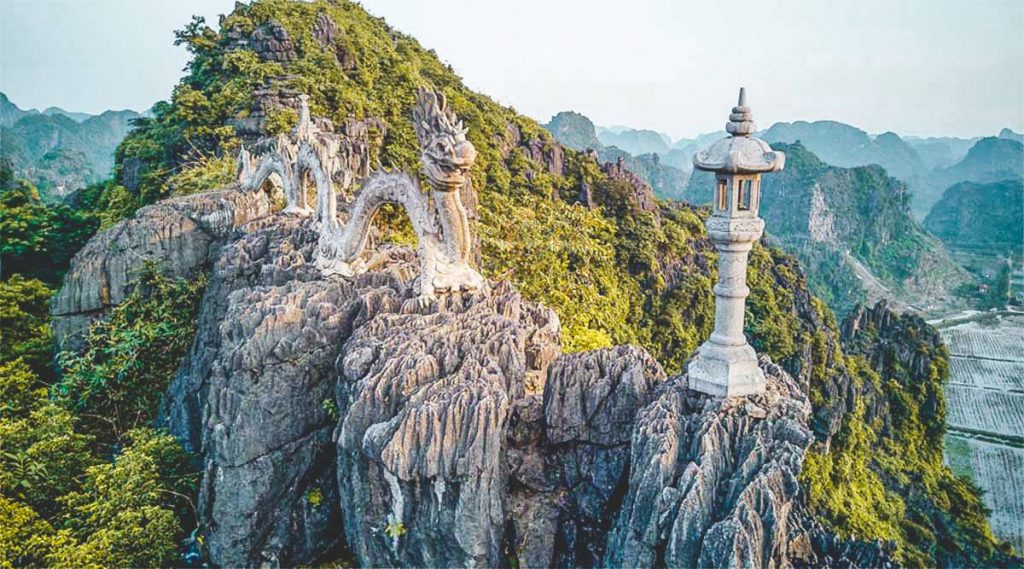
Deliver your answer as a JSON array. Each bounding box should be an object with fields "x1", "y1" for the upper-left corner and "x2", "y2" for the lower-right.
[
  {"x1": 595, "y1": 126, "x2": 671, "y2": 156},
  {"x1": 915, "y1": 136, "x2": 1024, "y2": 219},
  {"x1": 0, "y1": 92, "x2": 143, "y2": 198},
  {"x1": 761, "y1": 120, "x2": 927, "y2": 181},
  {"x1": 544, "y1": 111, "x2": 690, "y2": 201},
  {"x1": 759, "y1": 121, "x2": 1023, "y2": 220}
]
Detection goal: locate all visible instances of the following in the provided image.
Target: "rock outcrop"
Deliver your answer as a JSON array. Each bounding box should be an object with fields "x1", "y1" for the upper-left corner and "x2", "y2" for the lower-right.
[
  {"x1": 507, "y1": 346, "x2": 667, "y2": 569},
  {"x1": 606, "y1": 358, "x2": 813, "y2": 568},
  {"x1": 62, "y1": 189, "x2": 824, "y2": 568},
  {"x1": 50, "y1": 187, "x2": 274, "y2": 351}
]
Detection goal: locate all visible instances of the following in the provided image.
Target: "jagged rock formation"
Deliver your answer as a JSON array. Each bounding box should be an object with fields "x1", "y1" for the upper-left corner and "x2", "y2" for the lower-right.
[
  {"x1": 50, "y1": 177, "x2": 823, "y2": 566},
  {"x1": 508, "y1": 346, "x2": 667, "y2": 568},
  {"x1": 607, "y1": 358, "x2": 813, "y2": 568}
]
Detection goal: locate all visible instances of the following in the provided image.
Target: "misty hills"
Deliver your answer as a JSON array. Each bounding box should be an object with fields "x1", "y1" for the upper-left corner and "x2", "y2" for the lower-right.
[
  {"x1": 736, "y1": 121, "x2": 1024, "y2": 220},
  {"x1": 924, "y1": 179, "x2": 1023, "y2": 256},
  {"x1": 595, "y1": 125, "x2": 671, "y2": 156},
  {"x1": 544, "y1": 111, "x2": 690, "y2": 200},
  {"x1": 761, "y1": 120, "x2": 926, "y2": 181},
  {"x1": 0, "y1": 93, "x2": 141, "y2": 198},
  {"x1": 915, "y1": 136, "x2": 1024, "y2": 219},
  {"x1": 557, "y1": 110, "x2": 1024, "y2": 223}
]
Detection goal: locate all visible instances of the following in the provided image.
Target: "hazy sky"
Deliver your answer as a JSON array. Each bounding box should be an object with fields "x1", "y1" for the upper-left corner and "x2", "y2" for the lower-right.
[{"x1": 2, "y1": 0, "x2": 1022, "y2": 139}]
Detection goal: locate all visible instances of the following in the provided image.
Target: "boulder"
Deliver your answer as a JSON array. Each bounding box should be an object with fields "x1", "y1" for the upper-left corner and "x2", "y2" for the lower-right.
[{"x1": 50, "y1": 187, "x2": 274, "y2": 351}]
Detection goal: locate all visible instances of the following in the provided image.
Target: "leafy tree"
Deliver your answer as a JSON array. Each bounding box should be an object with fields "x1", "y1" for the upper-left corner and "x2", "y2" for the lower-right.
[
  {"x1": 0, "y1": 360, "x2": 96, "y2": 517},
  {"x1": 50, "y1": 429, "x2": 194, "y2": 568},
  {"x1": 56, "y1": 262, "x2": 207, "y2": 445},
  {"x1": 1, "y1": 320, "x2": 198, "y2": 568},
  {"x1": 0, "y1": 173, "x2": 98, "y2": 283},
  {"x1": 0, "y1": 276, "x2": 54, "y2": 377}
]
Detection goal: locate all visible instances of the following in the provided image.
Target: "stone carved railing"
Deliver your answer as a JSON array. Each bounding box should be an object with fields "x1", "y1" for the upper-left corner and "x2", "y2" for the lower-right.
[{"x1": 237, "y1": 88, "x2": 484, "y2": 298}]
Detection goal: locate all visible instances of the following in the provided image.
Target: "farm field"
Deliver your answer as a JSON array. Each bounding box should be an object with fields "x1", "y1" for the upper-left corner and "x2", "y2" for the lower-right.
[
  {"x1": 943, "y1": 325, "x2": 1024, "y2": 362},
  {"x1": 946, "y1": 386, "x2": 1024, "y2": 441},
  {"x1": 948, "y1": 357, "x2": 1024, "y2": 392},
  {"x1": 945, "y1": 435, "x2": 1024, "y2": 553},
  {"x1": 940, "y1": 313, "x2": 1024, "y2": 553}
]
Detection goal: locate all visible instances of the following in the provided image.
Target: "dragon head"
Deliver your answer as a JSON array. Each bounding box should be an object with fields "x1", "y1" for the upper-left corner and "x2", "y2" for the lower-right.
[{"x1": 413, "y1": 87, "x2": 477, "y2": 191}]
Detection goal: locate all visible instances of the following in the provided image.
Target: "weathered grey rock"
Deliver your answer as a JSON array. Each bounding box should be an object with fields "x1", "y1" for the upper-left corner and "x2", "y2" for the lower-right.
[
  {"x1": 334, "y1": 280, "x2": 560, "y2": 568},
  {"x1": 51, "y1": 187, "x2": 274, "y2": 351},
  {"x1": 160, "y1": 217, "x2": 348, "y2": 566},
  {"x1": 223, "y1": 20, "x2": 297, "y2": 64},
  {"x1": 536, "y1": 346, "x2": 667, "y2": 569},
  {"x1": 605, "y1": 357, "x2": 813, "y2": 569}
]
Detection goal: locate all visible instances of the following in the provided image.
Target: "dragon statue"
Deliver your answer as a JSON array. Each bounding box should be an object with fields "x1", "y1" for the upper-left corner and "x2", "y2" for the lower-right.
[{"x1": 237, "y1": 88, "x2": 484, "y2": 298}]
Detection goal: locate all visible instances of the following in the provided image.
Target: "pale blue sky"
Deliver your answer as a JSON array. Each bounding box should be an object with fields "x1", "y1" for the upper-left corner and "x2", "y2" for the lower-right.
[{"x1": 2, "y1": 0, "x2": 1022, "y2": 138}]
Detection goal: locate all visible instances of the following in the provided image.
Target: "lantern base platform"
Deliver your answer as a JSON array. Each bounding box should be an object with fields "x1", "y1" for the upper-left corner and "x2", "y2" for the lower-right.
[{"x1": 687, "y1": 341, "x2": 765, "y2": 398}]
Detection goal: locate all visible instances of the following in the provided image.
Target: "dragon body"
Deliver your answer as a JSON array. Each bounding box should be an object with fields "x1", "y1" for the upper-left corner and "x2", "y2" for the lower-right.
[{"x1": 237, "y1": 89, "x2": 484, "y2": 297}]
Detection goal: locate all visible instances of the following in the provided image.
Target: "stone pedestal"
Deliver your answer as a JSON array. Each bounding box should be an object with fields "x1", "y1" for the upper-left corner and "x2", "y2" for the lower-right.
[{"x1": 687, "y1": 217, "x2": 765, "y2": 397}]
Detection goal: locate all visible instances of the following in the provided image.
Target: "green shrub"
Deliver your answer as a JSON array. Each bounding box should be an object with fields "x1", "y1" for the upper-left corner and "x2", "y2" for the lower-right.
[
  {"x1": 0, "y1": 276, "x2": 54, "y2": 377},
  {"x1": 0, "y1": 175, "x2": 98, "y2": 284},
  {"x1": 56, "y1": 262, "x2": 207, "y2": 445}
]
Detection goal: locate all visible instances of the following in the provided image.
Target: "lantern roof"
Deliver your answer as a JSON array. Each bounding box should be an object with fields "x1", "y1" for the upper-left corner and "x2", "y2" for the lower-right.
[{"x1": 694, "y1": 88, "x2": 786, "y2": 175}]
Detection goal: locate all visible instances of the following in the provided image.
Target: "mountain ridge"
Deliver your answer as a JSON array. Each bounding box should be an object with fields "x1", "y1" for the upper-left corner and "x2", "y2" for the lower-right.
[{"x1": 0, "y1": 92, "x2": 142, "y2": 198}]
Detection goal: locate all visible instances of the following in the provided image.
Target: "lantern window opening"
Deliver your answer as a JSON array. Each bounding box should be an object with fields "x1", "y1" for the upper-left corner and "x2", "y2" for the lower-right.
[
  {"x1": 738, "y1": 179, "x2": 752, "y2": 211},
  {"x1": 717, "y1": 178, "x2": 728, "y2": 211}
]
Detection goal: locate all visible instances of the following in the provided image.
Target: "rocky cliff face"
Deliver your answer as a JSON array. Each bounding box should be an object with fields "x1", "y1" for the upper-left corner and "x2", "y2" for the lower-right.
[
  {"x1": 606, "y1": 357, "x2": 813, "y2": 568},
  {"x1": 50, "y1": 187, "x2": 275, "y2": 351},
  {"x1": 54, "y1": 185, "x2": 836, "y2": 568}
]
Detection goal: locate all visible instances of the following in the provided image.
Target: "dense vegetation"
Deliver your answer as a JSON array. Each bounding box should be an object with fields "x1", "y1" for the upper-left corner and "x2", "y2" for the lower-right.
[
  {"x1": 0, "y1": 170, "x2": 205, "y2": 565},
  {"x1": 0, "y1": 0, "x2": 1013, "y2": 566},
  {"x1": 807, "y1": 309, "x2": 1017, "y2": 567},
  {"x1": 924, "y1": 179, "x2": 1023, "y2": 256}
]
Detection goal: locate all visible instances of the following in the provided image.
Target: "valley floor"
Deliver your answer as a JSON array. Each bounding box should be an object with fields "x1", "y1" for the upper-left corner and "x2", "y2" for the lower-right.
[{"x1": 938, "y1": 311, "x2": 1024, "y2": 553}]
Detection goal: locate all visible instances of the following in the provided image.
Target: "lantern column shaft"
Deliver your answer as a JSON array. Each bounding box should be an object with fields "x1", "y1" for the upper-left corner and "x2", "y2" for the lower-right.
[
  {"x1": 711, "y1": 242, "x2": 753, "y2": 345},
  {"x1": 686, "y1": 218, "x2": 766, "y2": 397}
]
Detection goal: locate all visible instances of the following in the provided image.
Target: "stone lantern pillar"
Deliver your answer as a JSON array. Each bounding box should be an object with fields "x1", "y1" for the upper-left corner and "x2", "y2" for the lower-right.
[{"x1": 687, "y1": 88, "x2": 786, "y2": 397}]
